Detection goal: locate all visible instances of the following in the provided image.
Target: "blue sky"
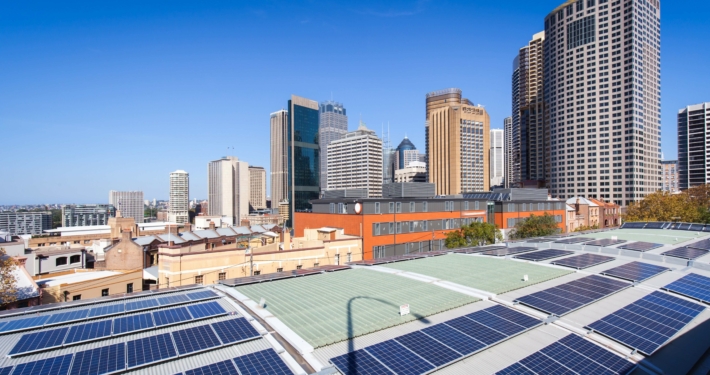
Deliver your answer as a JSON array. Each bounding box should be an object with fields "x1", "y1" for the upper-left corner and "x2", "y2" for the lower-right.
[{"x1": 1, "y1": 0, "x2": 708, "y2": 204}]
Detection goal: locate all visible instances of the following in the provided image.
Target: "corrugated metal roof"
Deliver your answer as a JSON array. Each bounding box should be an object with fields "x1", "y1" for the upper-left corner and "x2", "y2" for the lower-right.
[
  {"x1": 180, "y1": 232, "x2": 202, "y2": 241},
  {"x1": 194, "y1": 229, "x2": 220, "y2": 239},
  {"x1": 216, "y1": 227, "x2": 237, "y2": 236},
  {"x1": 133, "y1": 236, "x2": 157, "y2": 246},
  {"x1": 232, "y1": 227, "x2": 252, "y2": 235}
]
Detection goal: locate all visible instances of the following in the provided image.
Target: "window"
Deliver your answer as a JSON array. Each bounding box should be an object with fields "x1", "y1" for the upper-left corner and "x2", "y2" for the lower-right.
[
  {"x1": 374, "y1": 223, "x2": 380, "y2": 235},
  {"x1": 508, "y1": 203, "x2": 515, "y2": 212},
  {"x1": 538, "y1": 203, "x2": 544, "y2": 211},
  {"x1": 374, "y1": 246, "x2": 386, "y2": 259},
  {"x1": 375, "y1": 202, "x2": 381, "y2": 214},
  {"x1": 409, "y1": 221, "x2": 414, "y2": 232},
  {"x1": 277, "y1": 268, "x2": 283, "y2": 272},
  {"x1": 422, "y1": 202, "x2": 428, "y2": 212},
  {"x1": 522, "y1": 203, "x2": 527, "y2": 212},
  {"x1": 254, "y1": 271, "x2": 261, "y2": 276},
  {"x1": 70, "y1": 255, "x2": 81, "y2": 264},
  {"x1": 329, "y1": 203, "x2": 335, "y2": 213},
  {"x1": 73, "y1": 295, "x2": 81, "y2": 301},
  {"x1": 338, "y1": 203, "x2": 344, "y2": 214},
  {"x1": 347, "y1": 253, "x2": 352, "y2": 263},
  {"x1": 218, "y1": 272, "x2": 226, "y2": 281},
  {"x1": 389, "y1": 223, "x2": 394, "y2": 233},
  {"x1": 101, "y1": 289, "x2": 109, "y2": 297},
  {"x1": 396, "y1": 222, "x2": 402, "y2": 234},
  {"x1": 410, "y1": 202, "x2": 415, "y2": 213},
  {"x1": 56, "y1": 257, "x2": 68, "y2": 266},
  {"x1": 313, "y1": 262, "x2": 319, "y2": 267},
  {"x1": 555, "y1": 215, "x2": 563, "y2": 223},
  {"x1": 464, "y1": 201, "x2": 469, "y2": 210},
  {"x1": 126, "y1": 283, "x2": 133, "y2": 293},
  {"x1": 475, "y1": 201, "x2": 480, "y2": 210},
  {"x1": 443, "y1": 219, "x2": 450, "y2": 230},
  {"x1": 389, "y1": 202, "x2": 395, "y2": 213},
  {"x1": 396, "y1": 202, "x2": 402, "y2": 213},
  {"x1": 195, "y1": 275, "x2": 204, "y2": 284},
  {"x1": 296, "y1": 265, "x2": 302, "y2": 269},
  {"x1": 335, "y1": 254, "x2": 340, "y2": 266},
  {"x1": 422, "y1": 221, "x2": 428, "y2": 231},
  {"x1": 507, "y1": 218, "x2": 517, "y2": 227},
  {"x1": 166, "y1": 277, "x2": 169, "y2": 287}
]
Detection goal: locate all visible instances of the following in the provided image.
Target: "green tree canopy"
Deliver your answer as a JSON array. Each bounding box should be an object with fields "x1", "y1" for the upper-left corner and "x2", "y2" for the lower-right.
[
  {"x1": 445, "y1": 221, "x2": 503, "y2": 249},
  {"x1": 509, "y1": 213, "x2": 559, "y2": 240},
  {"x1": 625, "y1": 185, "x2": 710, "y2": 223}
]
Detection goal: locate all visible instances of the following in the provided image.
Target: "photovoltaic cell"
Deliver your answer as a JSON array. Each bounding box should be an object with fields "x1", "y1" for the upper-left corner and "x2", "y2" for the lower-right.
[
  {"x1": 125, "y1": 299, "x2": 159, "y2": 312},
  {"x1": 113, "y1": 312, "x2": 154, "y2": 335},
  {"x1": 677, "y1": 223, "x2": 692, "y2": 231},
  {"x1": 0, "y1": 316, "x2": 50, "y2": 333},
  {"x1": 45, "y1": 309, "x2": 90, "y2": 325},
  {"x1": 445, "y1": 317, "x2": 507, "y2": 345},
  {"x1": 662, "y1": 247, "x2": 709, "y2": 260},
  {"x1": 0, "y1": 367, "x2": 12, "y2": 375},
  {"x1": 63, "y1": 320, "x2": 112, "y2": 344},
  {"x1": 127, "y1": 333, "x2": 177, "y2": 368},
  {"x1": 483, "y1": 305, "x2": 541, "y2": 329},
  {"x1": 553, "y1": 237, "x2": 594, "y2": 244},
  {"x1": 688, "y1": 224, "x2": 705, "y2": 231},
  {"x1": 186, "y1": 290, "x2": 219, "y2": 301},
  {"x1": 9, "y1": 327, "x2": 69, "y2": 355},
  {"x1": 88, "y1": 304, "x2": 124, "y2": 318},
  {"x1": 421, "y1": 323, "x2": 486, "y2": 355},
  {"x1": 514, "y1": 249, "x2": 574, "y2": 261},
  {"x1": 481, "y1": 247, "x2": 537, "y2": 257},
  {"x1": 185, "y1": 360, "x2": 239, "y2": 375},
  {"x1": 211, "y1": 318, "x2": 260, "y2": 344},
  {"x1": 601, "y1": 261, "x2": 670, "y2": 282},
  {"x1": 152, "y1": 306, "x2": 192, "y2": 326},
  {"x1": 551, "y1": 253, "x2": 615, "y2": 269},
  {"x1": 186, "y1": 301, "x2": 227, "y2": 319},
  {"x1": 233, "y1": 349, "x2": 294, "y2": 375},
  {"x1": 622, "y1": 222, "x2": 646, "y2": 229},
  {"x1": 644, "y1": 222, "x2": 667, "y2": 229},
  {"x1": 365, "y1": 340, "x2": 435, "y2": 375},
  {"x1": 586, "y1": 291, "x2": 705, "y2": 355},
  {"x1": 70, "y1": 343, "x2": 126, "y2": 375},
  {"x1": 157, "y1": 294, "x2": 191, "y2": 306},
  {"x1": 172, "y1": 325, "x2": 222, "y2": 355},
  {"x1": 464, "y1": 310, "x2": 528, "y2": 336},
  {"x1": 11, "y1": 354, "x2": 73, "y2": 375},
  {"x1": 617, "y1": 242, "x2": 663, "y2": 252},
  {"x1": 664, "y1": 273, "x2": 710, "y2": 303},
  {"x1": 394, "y1": 331, "x2": 461, "y2": 367},
  {"x1": 688, "y1": 239, "x2": 710, "y2": 250},
  {"x1": 583, "y1": 238, "x2": 627, "y2": 247},
  {"x1": 330, "y1": 349, "x2": 394, "y2": 375}
]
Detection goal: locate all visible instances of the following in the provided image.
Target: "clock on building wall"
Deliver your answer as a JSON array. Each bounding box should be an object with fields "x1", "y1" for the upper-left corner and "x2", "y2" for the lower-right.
[{"x1": 354, "y1": 203, "x2": 362, "y2": 214}]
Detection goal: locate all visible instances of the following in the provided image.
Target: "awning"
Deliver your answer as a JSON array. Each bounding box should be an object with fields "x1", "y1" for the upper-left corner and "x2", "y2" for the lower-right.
[{"x1": 143, "y1": 266, "x2": 159, "y2": 281}]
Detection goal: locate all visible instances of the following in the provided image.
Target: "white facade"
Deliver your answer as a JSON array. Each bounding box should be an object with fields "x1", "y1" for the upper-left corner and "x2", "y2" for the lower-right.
[
  {"x1": 270, "y1": 110, "x2": 288, "y2": 206},
  {"x1": 504, "y1": 116, "x2": 516, "y2": 188},
  {"x1": 327, "y1": 122, "x2": 383, "y2": 197},
  {"x1": 109, "y1": 191, "x2": 144, "y2": 223},
  {"x1": 208, "y1": 157, "x2": 249, "y2": 226},
  {"x1": 319, "y1": 101, "x2": 348, "y2": 191},
  {"x1": 168, "y1": 170, "x2": 189, "y2": 224},
  {"x1": 394, "y1": 162, "x2": 427, "y2": 183},
  {"x1": 490, "y1": 129, "x2": 505, "y2": 187},
  {"x1": 249, "y1": 166, "x2": 267, "y2": 210}
]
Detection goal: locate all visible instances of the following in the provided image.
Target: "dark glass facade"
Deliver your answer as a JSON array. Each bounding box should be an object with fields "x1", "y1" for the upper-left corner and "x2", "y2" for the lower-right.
[{"x1": 287, "y1": 99, "x2": 320, "y2": 227}]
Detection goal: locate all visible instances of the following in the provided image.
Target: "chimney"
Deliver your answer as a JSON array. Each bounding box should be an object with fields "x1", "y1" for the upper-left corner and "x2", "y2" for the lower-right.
[
  {"x1": 167, "y1": 225, "x2": 178, "y2": 235},
  {"x1": 121, "y1": 229, "x2": 132, "y2": 242},
  {"x1": 209, "y1": 221, "x2": 216, "y2": 230},
  {"x1": 183, "y1": 223, "x2": 192, "y2": 232},
  {"x1": 575, "y1": 198, "x2": 580, "y2": 215}
]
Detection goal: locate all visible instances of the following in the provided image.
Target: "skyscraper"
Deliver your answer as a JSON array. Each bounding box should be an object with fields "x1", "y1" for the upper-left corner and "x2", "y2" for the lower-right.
[
  {"x1": 504, "y1": 117, "x2": 518, "y2": 188},
  {"x1": 208, "y1": 157, "x2": 249, "y2": 226},
  {"x1": 287, "y1": 95, "x2": 320, "y2": 227},
  {"x1": 661, "y1": 160, "x2": 679, "y2": 193},
  {"x1": 109, "y1": 191, "x2": 144, "y2": 223},
  {"x1": 678, "y1": 102, "x2": 710, "y2": 190},
  {"x1": 544, "y1": 0, "x2": 661, "y2": 206},
  {"x1": 270, "y1": 109, "x2": 288, "y2": 207},
  {"x1": 394, "y1": 137, "x2": 417, "y2": 169},
  {"x1": 490, "y1": 129, "x2": 505, "y2": 188},
  {"x1": 426, "y1": 88, "x2": 490, "y2": 195},
  {"x1": 249, "y1": 166, "x2": 267, "y2": 210},
  {"x1": 319, "y1": 101, "x2": 348, "y2": 191},
  {"x1": 168, "y1": 170, "x2": 189, "y2": 224},
  {"x1": 327, "y1": 122, "x2": 383, "y2": 197}
]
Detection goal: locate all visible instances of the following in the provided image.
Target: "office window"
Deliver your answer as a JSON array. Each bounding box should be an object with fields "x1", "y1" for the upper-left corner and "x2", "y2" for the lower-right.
[
  {"x1": 56, "y1": 257, "x2": 67, "y2": 266},
  {"x1": 254, "y1": 271, "x2": 261, "y2": 276},
  {"x1": 374, "y1": 223, "x2": 380, "y2": 235},
  {"x1": 335, "y1": 254, "x2": 340, "y2": 266},
  {"x1": 338, "y1": 203, "x2": 344, "y2": 214},
  {"x1": 70, "y1": 255, "x2": 81, "y2": 264},
  {"x1": 522, "y1": 203, "x2": 527, "y2": 211},
  {"x1": 422, "y1": 202, "x2": 428, "y2": 212},
  {"x1": 396, "y1": 222, "x2": 402, "y2": 234},
  {"x1": 508, "y1": 203, "x2": 515, "y2": 212},
  {"x1": 555, "y1": 215, "x2": 563, "y2": 223},
  {"x1": 347, "y1": 253, "x2": 352, "y2": 263},
  {"x1": 101, "y1": 289, "x2": 109, "y2": 297},
  {"x1": 409, "y1": 221, "x2": 414, "y2": 232},
  {"x1": 218, "y1": 272, "x2": 226, "y2": 281},
  {"x1": 538, "y1": 203, "x2": 544, "y2": 211},
  {"x1": 329, "y1": 203, "x2": 335, "y2": 213},
  {"x1": 508, "y1": 218, "x2": 516, "y2": 227},
  {"x1": 126, "y1": 283, "x2": 133, "y2": 293},
  {"x1": 73, "y1": 295, "x2": 81, "y2": 301},
  {"x1": 277, "y1": 268, "x2": 283, "y2": 272},
  {"x1": 410, "y1": 202, "x2": 415, "y2": 212},
  {"x1": 404, "y1": 243, "x2": 410, "y2": 254},
  {"x1": 422, "y1": 221, "x2": 428, "y2": 231},
  {"x1": 464, "y1": 201, "x2": 469, "y2": 210},
  {"x1": 389, "y1": 223, "x2": 394, "y2": 233},
  {"x1": 443, "y1": 219, "x2": 450, "y2": 230},
  {"x1": 389, "y1": 202, "x2": 395, "y2": 213},
  {"x1": 475, "y1": 201, "x2": 480, "y2": 210},
  {"x1": 375, "y1": 202, "x2": 380, "y2": 214},
  {"x1": 396, "y1": 202, "x2": 402, "y2": 213}
]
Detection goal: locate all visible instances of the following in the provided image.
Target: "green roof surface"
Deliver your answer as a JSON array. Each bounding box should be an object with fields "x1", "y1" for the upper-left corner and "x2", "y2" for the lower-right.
[
  {"x1": 383, "y1": 254, "x2": 573, "y2": 294},
  {"x1": 573, "y1": 228, "x2": 704, "y2": 245},
  {"x1": 235, "y1": 268, "x2": 478, "y2": 348}
]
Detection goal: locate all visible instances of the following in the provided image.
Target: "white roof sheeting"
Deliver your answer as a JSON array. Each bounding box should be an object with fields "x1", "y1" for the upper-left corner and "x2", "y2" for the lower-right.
[{"x1": 35, "y1": 271, "x2": 122, "y2": 287}]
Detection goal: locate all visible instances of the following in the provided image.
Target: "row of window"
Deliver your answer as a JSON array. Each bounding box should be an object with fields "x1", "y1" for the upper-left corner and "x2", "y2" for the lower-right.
[
  {"x1": 72, "y1": 283, "x2": 133, "y2": 301},
  {"x1": 506, "y1": 202, "x2": 564, "y2": 212},
  {"x1": 507, "y1": 215, "x2": 563, "y2": 228},
  {"x1": 55, "y1": 255, "x2": 81, "y2": 267},
  {"x1": 373, "y1": 217, "x2": 484, "y2": 236}
]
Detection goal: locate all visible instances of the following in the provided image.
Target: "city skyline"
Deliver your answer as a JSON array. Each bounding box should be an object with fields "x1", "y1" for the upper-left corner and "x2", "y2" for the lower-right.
[{"x1": 1, "y1": 0, "x2": 709, "y2": 203}]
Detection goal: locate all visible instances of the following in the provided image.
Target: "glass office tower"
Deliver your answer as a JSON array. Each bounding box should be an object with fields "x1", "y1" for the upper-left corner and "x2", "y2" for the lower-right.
[{"x1": 287, "y1": 95, "x2": 320, "y2": 227}]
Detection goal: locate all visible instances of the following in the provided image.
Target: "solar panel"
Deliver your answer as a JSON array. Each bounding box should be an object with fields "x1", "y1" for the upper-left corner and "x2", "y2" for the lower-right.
[
  {"x1": 70, "y1": 343, "x2": 126, "y2": 375},
  {"x1": 553, "y1": 237, "x2": 594, "y2": 244},
  {"x1": 677, "y1": 223, "x2": 692, "y2": 230},
  {"x1": 421, "y1": 323, "x2": 486, "y2": 355},
  {"x1": 662, "y1": 247, "x2": 709, "y2": 260},
  {"x1": 452, "y1": 246, "x2": 507, "y2": 254},
  {"x1": 309, "y1": 265, "x2": 351, "y2": 272},
  {"x1": 125, "y1": 299, "x2": 159, "y2": 312},
  {"x1": 365, "y1": 339, "x2": 435, "y2": 375},
  {"x1": 617, "y1": 241, "x2": 663, "y2": 252},
  {"x1": 703, "y1": 226, "x2": 710, "y2": 233},
  {"x1": 211, "y1": 318, "x2": 260, "y2": 344},
  {"x1": 622, "y1": 222, "x2": 647, "y2": 229},
  {"x1": 157, "y1": 294, "x2": 191, "y2": 306},
  {"x1": 688, "y1": 224, "x2": 705, "y2": 231},
  {"x1": 330, "y1": 349, "x2": 394, "y2": 375},
  {"x1": 187, "y1": 301, "x2": 227, "y2": 319},
  {"x1": 0, "y1": 367, "x2": 11, "y2": 375},
  {"x1": 481, "y1": 247, "x2": 537, "y2": 257},
  {"x1": 127, "y1": 333, "x2": 177, "y2": 368},
  {"x1": 644, "y1": 222, "x2": 667, "y2": 229},
  {"x1": 663, "y1": 273, "x2": 710, "y2": 303},
  {"x1": 464, "y1": 310, "x2": 528, "y2": 336},
  {"x1": 586, "y1": 291, "x2": 705, "y2": 355},
  {"x1": 11, "y1": 354, "x2": 73, "y2": 375},
  {"x1": 445, "y1": 316, "x2": 507, "y2": 345},
  {"x1": 113, "y1": 312, "x2": 154, "y2": 335},
  {"x1": 515, "y1": 275, "x2": 630, "y2": 316},
  {"x1": 551, "y1": 253, "x2": 615, "y2": 269},
  {"x1": 668, "y1": 222, "x2": 681, "y2": 230},
  {"x1": 9, "y1": 327, "x2": 69, "y2": 355},
  {"x1": 0, "y1": 315, "x2": 50, "y2": 333},
  {"x1": 601, "y1": 261, "x2": 670, "y2": 282},
  {"x1": 63, "y1": 320, "x2": 112, "y2": 344},
  {"x1": 45, "y1": 309, "x2": 90, "y2": 325},
  {"x1": 186, "y1": 290, "x2": 219, "y2": 301},
  {"x1": 688, "y1": 239, "x2": 710, "y2": 250},
  {"x1": 582, "y1": 238, "x2": 627, "y2": 247},
  {"x1": 172, "y1": 325, "x2": 222, "y2": 355},
  {"x1": 483, "y1": 305, "x2": 542, "y2": 329},
  {"x1": 514, "y1": 249, "x2": 574, "y2": 261},
  {"x1": 152, "y1": 306, "x2": 192, "y2": 327},
  {"x1": 233, "y1": 349, "x2": 295, "y2": 375},
  {"x1": 88, "y1": 304, "x2": 125, "y2": 318},
  {"x1": 185, "y1": 360, "x2": 239, "y2": 375},
  {"x1": 524, "y1": 238, "x2": 555, "y2": 243},
  {"x1": 394, "y1": 331, "x2": 461, "y2": 367}
]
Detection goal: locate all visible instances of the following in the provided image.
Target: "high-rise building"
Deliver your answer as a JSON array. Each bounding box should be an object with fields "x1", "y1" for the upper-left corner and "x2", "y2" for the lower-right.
[
  {"x1": 249, "y1": 166, "x2": 267, "y2": 210},
  {"x1": 169, "y1": 170, "x2": 189, "y2": 224},
  {"x1": 394, "y1": 137, "x2": 418, "y2": 169},
  {"x1": 319, "y1": 101, "x2": 348, "y2": 191},
  {"x1": 678, "y1": 102, "x2": 709, "y2": 190},
  {"x1": 109, "y1": 191, "x2": 144, "y2": 223},
  {"x1": 287, "y1": 95, "x2": 320, "y2": 227},
  {"x1": 544, "y1": 0, "x2": 662, "y2": 206},
  {"x1": 394, "y1": 162, "x2": 427, "y2": 183},
  {"x1": 62, "y1": 204, "x2": 116, "y2": 227},
  {"x1": 208, "y1": 157, "x2": 249, "y2": 226},
  {"x1": 504, "y1": 117, "x2": 518, "y2": 188},
  {"x1": 490, "y1": 129, "x2": 505, "y2": 188},
  {"x1": 270, "y1": 109, "x2": 288, "y2": 207},
  {"x1": 426, "y1": 88, "x2": 490, "y2": 195},
  {"x1": 0, "y1": 212, "x2": 52, "y2": 235},
  {"x1": 661, "y1": 160, "x2": 679, "y2": 193},
  {"x1": 327, "y1": 122, "x2": 383, "y2": 197}
]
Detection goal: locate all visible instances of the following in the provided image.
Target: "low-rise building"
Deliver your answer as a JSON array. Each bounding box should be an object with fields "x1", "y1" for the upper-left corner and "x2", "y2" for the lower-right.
[
  {"x1": 394, "y1": 162, "x2": 427, "y2": 183},
  {"x1": 588, "y1": 198, "x2": 621, "y2": 228},
  {"x1": 34, "y1": 269, "x2": 145, "y2": 304},
  {"x1": 565, "y1": 197, "x2": 600, "y2": 230}
]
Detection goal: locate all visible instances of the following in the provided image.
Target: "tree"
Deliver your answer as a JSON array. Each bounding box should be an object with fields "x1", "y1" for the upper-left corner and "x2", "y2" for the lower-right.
[
  {"x1": 445, "y1": 221, "x2": 503, "y2": 249},
  {"x1": 509, "y1": 213, "x2": 559, "y2": 240},
  {"x1": 0, "y1": 248, "x2": 18, "y2": 306},
  {"x1": 624, "y1": 188, "x2": 709, "y2": 223}
]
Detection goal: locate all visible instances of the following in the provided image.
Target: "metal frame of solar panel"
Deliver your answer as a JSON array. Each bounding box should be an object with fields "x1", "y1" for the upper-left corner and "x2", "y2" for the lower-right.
[
  {"x1": 703, "y1": 226, "x2": 710, "y2": 233},
  {"x1": 585, "y1": 291, "x2": 706, "y2": 355},
  {"x1": 495, "y1": 334, "x2": 636, "y2": 375},
  {"x1": 553, "y1": 237, "x2": 595, "y2": 244},
  {"x1": 676, "y1": 223, "x2": 692, "y2": 231},
  {"x1": 453, "y1": 246, "x2": 507, "y2": 254},
  {"x1": 551, "y1": 253, "x2": 615, "y2": 270},
  {"x1": 688, "y1": 223, "x2": 706, "y2": 231},
  {"x1": 663, "y1": 273, "x2": 710, "y2": 304},
  {"x1": 582, "y1": 238, "x2": 627, "y2": 247},
  {"x1": 601, "y1": 261, "x2": 670, "y2": 282},
  {"x1": 515, "y1": 275, "x2": 630, "y2": 316},
  {"x1": 622, "y1": 222, "x2": 647, "y2": 229},
  {"x1": 482, "y1": 247, "x2": 538, "y2": 257},
  {"x1": 644, "y1": 222, "x2": 667, "y2": 229},
  {"x1": 514, "y1": 249, "x2": 574, "y2": 262},
  {"x1": 617, "y1": 241, "x2": 663, "y2": 252},
  {"x1": 662, "y1": 247, "x2": 710, "y2": 260},
  {"x1": 329, "y1": 305, "x2": 542, "y2": 375},
  {"x1": 524, "y1": 238, "x2": 556, "y2": 243}
]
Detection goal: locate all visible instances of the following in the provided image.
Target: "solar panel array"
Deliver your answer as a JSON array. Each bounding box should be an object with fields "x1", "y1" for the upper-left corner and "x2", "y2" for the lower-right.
[
  {"x1": 515, "y1": 275, "x2": 630, "y2": 316},
  {"x1": 180, "y1": 350, "x2": 294, "y2": 375},
  {"x1": 551, "y1": 253, "x2": 615, "y2": 270},
  {"x1": 553, "y1": 237, "x2": 594, "y2": 244},
  {"x1": 663, "y1": 273, "x2": 710, "y2": 303},
  {"x1": 1, "y1": 318, "x2": 262, "y2": 375},
  {"x1": 586, "y1": 291, "x2": 705, "y2": 355},
  {"x1": 621, "y1": 222, "x2": 709, "y2": 231},
  {"x1": 451, "y1": 246, "x2": 507, "y2": 254},
  {"x1": 329, "y1": 305, "x2": 541, "y2": 375},
  {"x1": 220, "y1": 269, "x2": 322, "y2": 286},
  {"x1": 601, "y1": 261, "x2": 670, "y2": 282},
  {"x1": 688, "y1": 239, "x2": 710, "y2": 251},
  {"x1": 8, "y1": 300, "x2": 227, "y2": 356},
  {"x1": 644, "y1": 222, "x2": 669, "y2": 229},
  {"x1": 617, "y1": 242, "x2": 663, "y2": 252},
  {"x1": 0, "y1": 289, "x2": 219, "y2": 336},
  {"x1": 514, "y1": 249, "x2": 574, "y2": 262},
  {"x1": 481, "y1": 247, "x2": 538, "y2": 257},
  {"x1": 662, "y1": 247, "x2": 710, "y2": 260},
  {"x1": 622, "y1": 222, "x2": 646, "y2": 229},
  {"x1": 524, "y1": 238, "x2": 556, "y2": 243},
  {"x1": 495, "y1": 334, "x2": 635, "y2": 375},
  {"x1": 583, "y1": 238, "x2": 627, "y2": 247}
]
